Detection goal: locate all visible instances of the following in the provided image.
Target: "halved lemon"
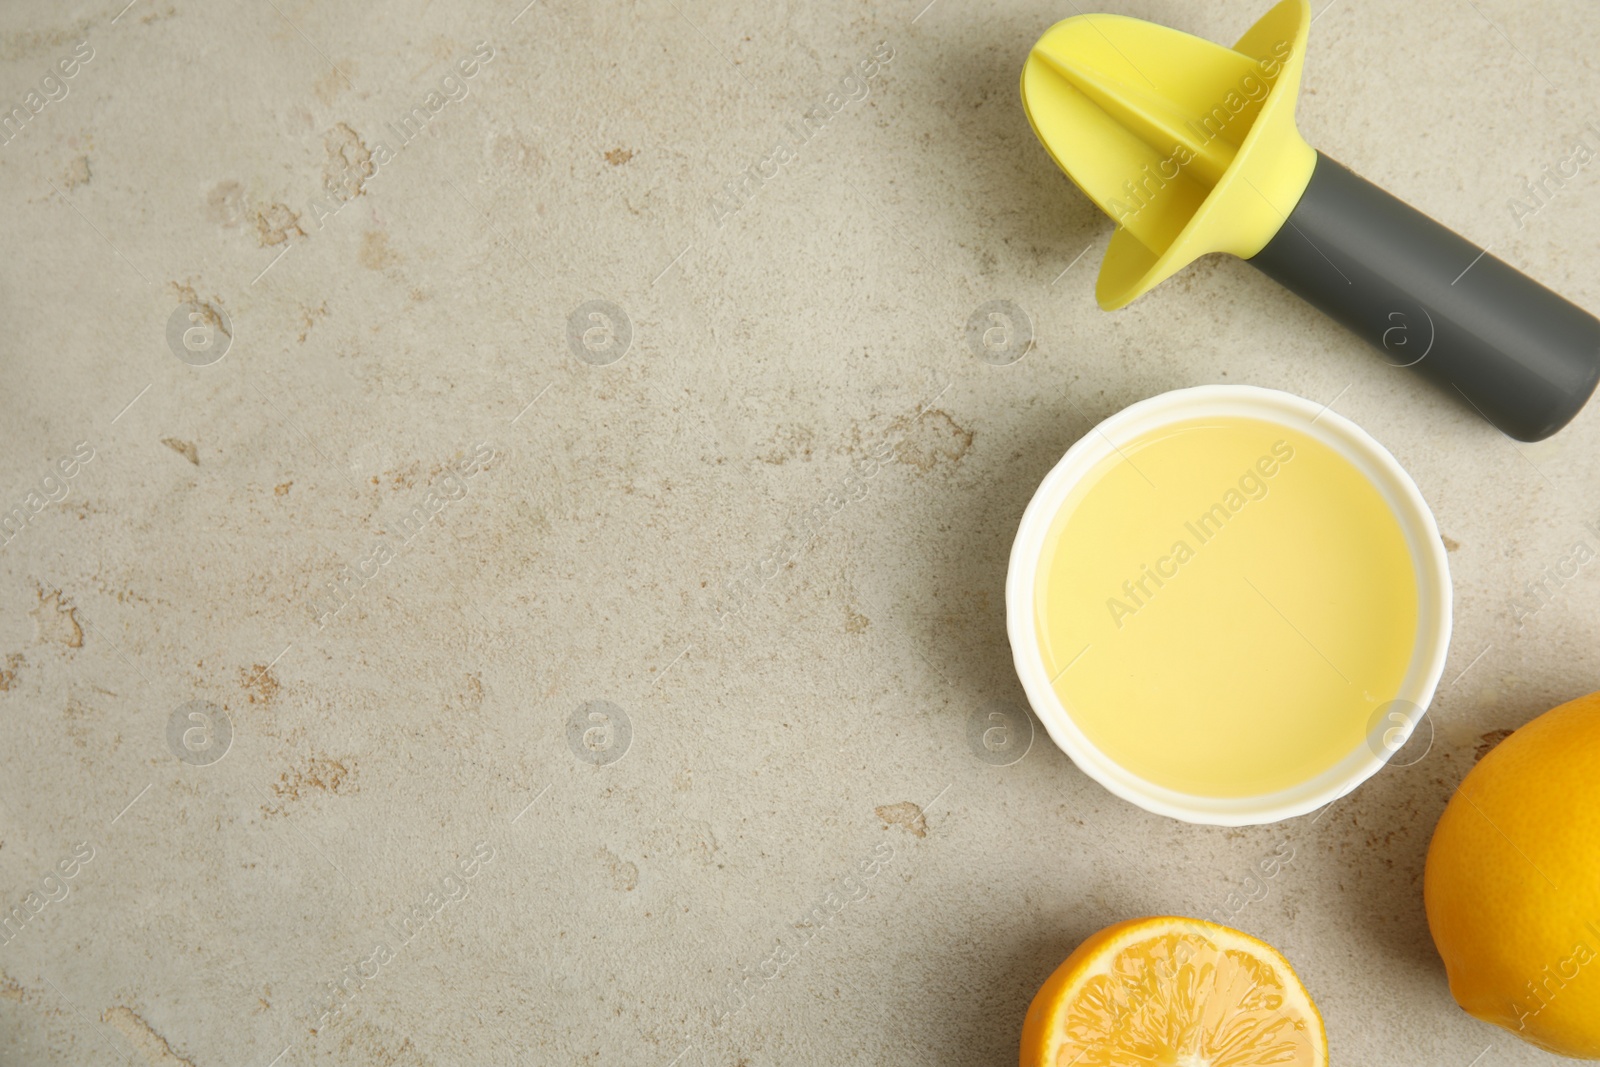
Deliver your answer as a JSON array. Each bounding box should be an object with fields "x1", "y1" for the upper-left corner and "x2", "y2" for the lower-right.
[{"x1": 1021, "y1": 916, "x2": 1328, "y2": 1067}]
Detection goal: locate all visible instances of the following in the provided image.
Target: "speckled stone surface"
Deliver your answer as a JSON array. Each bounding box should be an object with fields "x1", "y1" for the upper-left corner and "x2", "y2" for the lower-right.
[{"x1": 1, "y1": 0, "x2": 1598, "y2": 1064}]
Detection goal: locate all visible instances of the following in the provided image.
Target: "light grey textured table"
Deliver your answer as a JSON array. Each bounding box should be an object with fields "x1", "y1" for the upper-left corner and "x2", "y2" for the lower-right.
[{"x1": 1, "y1": 0, "x2": 1597, "y2": 1064}]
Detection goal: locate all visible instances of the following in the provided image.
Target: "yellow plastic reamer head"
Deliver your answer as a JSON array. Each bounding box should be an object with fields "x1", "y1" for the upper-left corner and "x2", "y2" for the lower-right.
[{"x1": 1021, "y1": 0, "x2": 1317, "y2": 310}]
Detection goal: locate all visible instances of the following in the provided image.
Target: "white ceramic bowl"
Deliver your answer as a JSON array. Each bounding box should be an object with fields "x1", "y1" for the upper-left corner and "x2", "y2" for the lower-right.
[{"x1": 1006, "y1": 385, "x2": 1452, "y2": 825}]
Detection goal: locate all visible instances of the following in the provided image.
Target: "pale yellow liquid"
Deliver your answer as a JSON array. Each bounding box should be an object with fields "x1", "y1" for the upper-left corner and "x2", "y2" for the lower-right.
[{"x1": 1035, "y1": 417, "x2": 1419, "y2": 797}]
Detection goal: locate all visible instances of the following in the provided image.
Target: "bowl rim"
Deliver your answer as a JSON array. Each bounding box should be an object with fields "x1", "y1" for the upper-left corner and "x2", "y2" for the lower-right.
[{"x1": 1005, "y1": 384, "x2": 1453, "y2": 826}]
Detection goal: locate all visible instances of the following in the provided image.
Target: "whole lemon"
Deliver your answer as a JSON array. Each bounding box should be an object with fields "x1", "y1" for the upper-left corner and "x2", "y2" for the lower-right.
[{"x1": 1425, "y1": 691, "x2": 1600, "y2": 1057}]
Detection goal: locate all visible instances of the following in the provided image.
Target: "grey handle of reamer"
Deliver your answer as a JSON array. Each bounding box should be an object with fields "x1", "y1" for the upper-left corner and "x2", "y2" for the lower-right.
[{"x1": 1250, "y1": 152, "x2": 1600, "y2": 442}]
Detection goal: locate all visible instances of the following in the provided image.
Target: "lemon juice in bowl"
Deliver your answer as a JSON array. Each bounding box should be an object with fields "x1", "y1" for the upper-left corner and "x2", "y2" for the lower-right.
[{"x1": 1007, "y1": 386, "x2": 1452, "y2": 824}]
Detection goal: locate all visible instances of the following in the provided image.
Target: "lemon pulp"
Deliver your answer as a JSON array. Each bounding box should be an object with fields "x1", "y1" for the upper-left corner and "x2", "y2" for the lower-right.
[
  {"x1": 1021, "y1": 917, "x2": 1327, "y2": 1067},
  {"x1": 1034, "y1": 416, "x2": 1418, "y2": 797}
]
